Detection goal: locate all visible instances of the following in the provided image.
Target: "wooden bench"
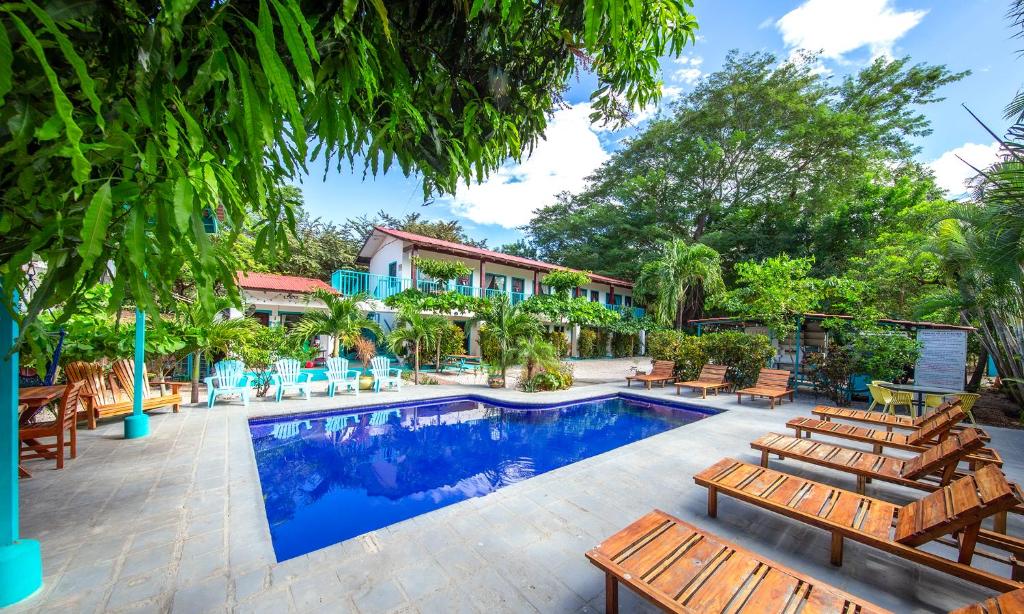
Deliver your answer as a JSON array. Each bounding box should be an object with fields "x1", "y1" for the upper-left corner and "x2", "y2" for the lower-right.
[
  {"x1": 674, "y1": 364, "x2": 730, "y2": 399},
  {"x1": 625, "y1": 360, "x2": 675, "y2": 389},
  {"x1": 67, "y1": 360, "x2": 181, "y2": 429},
  {"x1": 812, "y1": 404, "x2": 990, "y2": 441},
  {"x1": 736, "y1": 368, "x2": 793, "y2": 409},
  {"x1": 586, "y1": 509, "x2": 892, "y2": 614},
  {"x1": 787, "y1": 406, "x2": 1003, "y2": 469},
  {"x1": 694, "y1": 459, "x2": 1024, "y2": 592},
  {"x1": 750, "y1": 428, "x2": 991, "y2": 494}
]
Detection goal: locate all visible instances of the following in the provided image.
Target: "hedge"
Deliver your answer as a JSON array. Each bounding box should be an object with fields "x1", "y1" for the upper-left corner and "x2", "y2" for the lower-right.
[{"x1": 647, "y1": 330, "x2": 775, "y2": 388}]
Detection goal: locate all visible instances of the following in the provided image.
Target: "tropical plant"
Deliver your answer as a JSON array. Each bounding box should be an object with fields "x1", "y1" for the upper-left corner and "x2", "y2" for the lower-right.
[
  {"x1": 236, "y1": 324, "x2": 309, "y2": 397},
  {"x1": 418, "y1": 321, "x2": 464, "y2": 372},
  {"x1": 714, "y1": 255, "x2": 820, "y2": 338},
  {"x1": 0, "y1": 0, "x2": 697, "y2": 330},
  {"x1": 353, "y1": 337, "x2": 377, "y2": 374},
  {"x1": 176, "y1": 298, "x2": 259, "y2": 403},
  {"x1": 412, "y1": 258, "x2": 473, "y2": 287},
  {"x1": 384, "y1": 289, "x2": 485, "y2": 315},
  {"x1": 635, "y1": 239, "x2": 724, "y2": 328},
  {"x1": 518, "y1": 336, "x2": 560, "y2": 381},
  {"x1": 544, "y1": 330, "x2": 570, "y2": 358},
  {"x1": 805, "y1": 343, "x2": 856, "y2": 405},
  {"x1": 850, "y1": 331, "x2": 920, "y2": 384},
  {"x1": 611, "y1": 332, "x2": 637, "y2": 357},
  {"x1": 290, "y1": 290, "x2": 381, "y2": 357},
  {"x1": 647, "y1": 330, "x2": 774, "y2": 388},
  {"x1": 472, "y1": 293, "x2": 540, "y2": 383},
  {"x1": 578, "y1": 328, "x2": 598, "y2": 358},
  {"x1": 541, "y1": 270, "x2": 591, "y2": 297},
  {"x1": 388, "y1": 308, "x2": 445, "y2": 384}
]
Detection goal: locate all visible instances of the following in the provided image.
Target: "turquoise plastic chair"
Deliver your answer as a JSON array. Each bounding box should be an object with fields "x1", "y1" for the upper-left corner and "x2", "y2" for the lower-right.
[
  {"x1": 325, "y1": 357, "x2": 360, "y2": 397},
  {"x1": 370, "y1": 356, "x2": 402, "y2": 392},
  {"x1": 204, "y1": 359, "x2": 251, "y2": 408},
  {"x1": 271, "y1": 359, "x2": 312, "y2": 402}
]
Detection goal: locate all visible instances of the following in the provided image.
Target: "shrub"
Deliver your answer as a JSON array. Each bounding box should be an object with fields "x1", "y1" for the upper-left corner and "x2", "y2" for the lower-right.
[
  {"x1": 611, "y1": 332, "x2": 637, "y2": 357},
  {"x1": 578, "y1": 328, "x2": 598, "y2": 358},
  {"x1": 545, "y1": 330, "x2": 570, "y2": 357},
  {"x1": 647, "y1": 330, "x2": 773, "y2": 387},
  {"x1": 520, "y1": 361, "x2": 574, "y2": 391},
  {"x1": 851, "y1": 332, "x2": 920, "y2": 383},
  {"x1": 805, "y1": 342, "x2": 855, "y2": 405},
  {"x1": 478, "y1": 325, "x2": 501, "y2": 364},
  {"x1": 417, "y1": 322, "x2": 465, "y2": 365},
  {"x1": 594, "y1": 329, "x2": 610, "y2": 357}
]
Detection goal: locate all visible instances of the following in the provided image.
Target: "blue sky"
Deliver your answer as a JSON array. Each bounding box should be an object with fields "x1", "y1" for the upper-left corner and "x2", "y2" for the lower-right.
[{"x1": 294, "y1": 0, "x2": 1021, "y2": 247}]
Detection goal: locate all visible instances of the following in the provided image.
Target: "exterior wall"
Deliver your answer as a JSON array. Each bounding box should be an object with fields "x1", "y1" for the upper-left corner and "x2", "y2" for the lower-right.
[{"x1": 367, "y1": 237, "x2": 407, "y2": 278}]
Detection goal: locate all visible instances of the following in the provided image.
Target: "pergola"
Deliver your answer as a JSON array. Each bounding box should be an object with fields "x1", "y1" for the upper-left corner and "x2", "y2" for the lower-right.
[{"x1": 0, "y1": 289, "x2": 150, "y2": 606}]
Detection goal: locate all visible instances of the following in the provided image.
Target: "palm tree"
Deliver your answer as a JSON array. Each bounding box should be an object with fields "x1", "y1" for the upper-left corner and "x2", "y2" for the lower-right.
[
  {"x1": 472, "y1": 293, "x2": 539, "y2": 383},
  {"x1": 177, "y1": 298, "x2": 258, "y2": 403},
  {"x1": 291, "y1": 290, "x2": 382, "y2": 357},
  {"x1": 387, "y1": 308, "x2": 443, "y2": 384},
  {"x1": 635, "y1": 239, "x2": 725, "y2": 329},
  {"x1": 517, "y1": 335, "x2": 559, "y2": 381}
]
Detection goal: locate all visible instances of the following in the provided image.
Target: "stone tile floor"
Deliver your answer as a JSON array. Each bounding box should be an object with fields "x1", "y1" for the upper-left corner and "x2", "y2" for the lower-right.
[{"x1": 12, "y1": 380, "x2": 1024, "y2": 613}]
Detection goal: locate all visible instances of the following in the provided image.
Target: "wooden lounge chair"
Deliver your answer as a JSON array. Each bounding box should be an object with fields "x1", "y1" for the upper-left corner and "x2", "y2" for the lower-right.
[
  {"x1": 735, "y1": 368, "x2": 793, "y2": 409},
  {"x1": 694, "y1": 459, "x2": 1024, "y2": 591},
  {"x1": 812, "y1": 403, "x2": 990, "y2": 441},
  {"x1": 19, "y1": 381, "x2": 84, "y2": 471},
  {"x1": 586, "y1": 509, "x2": 892, "y2": 614},
  {"x1": 625, "y1": 360, "x2": 676, "y2": 389},
  {"x1": 750, "y1": 428, "x2": 993, "y2": 495},
  {"x1": 674, "y1": 364, "x2": 730, "y2": 399},
  {"x1": 786, "y1": 405, "x2": 1003, "y2": 469},
  {"x1": 950, "y1": 587, "x2": 1024, "y2": 614},
  {"x1": 67, "y1": 360, "x2": 181, "y2": 429}
]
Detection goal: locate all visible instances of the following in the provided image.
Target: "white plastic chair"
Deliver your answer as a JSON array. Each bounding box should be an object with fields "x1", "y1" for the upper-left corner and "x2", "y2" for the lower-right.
[
  {"x1": 370, "y1": 356, "x2": 402, "y2": 392},
  {"x1": 271, "y1": 358, "x2": 312, "y2": 402},
  {"x1": 325, "y1": 357, "x2": 361, "y2": 397}
]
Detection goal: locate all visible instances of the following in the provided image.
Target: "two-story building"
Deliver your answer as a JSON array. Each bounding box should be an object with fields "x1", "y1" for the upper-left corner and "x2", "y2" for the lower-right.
[{"x1": 331, "y1": 227, "x2": 643, "y2": 355}]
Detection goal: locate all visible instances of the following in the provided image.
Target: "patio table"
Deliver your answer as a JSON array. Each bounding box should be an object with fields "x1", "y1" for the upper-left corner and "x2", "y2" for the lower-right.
[
  {"x1": 881, "y1": 382, "x2": 961, "y2": 415},
  {"x1": 18, "y1": 385, "x2": 67, "y2": 478}
]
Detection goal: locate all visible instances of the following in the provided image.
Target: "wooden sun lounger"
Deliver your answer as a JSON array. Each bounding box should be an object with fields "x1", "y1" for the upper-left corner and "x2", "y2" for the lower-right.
[
  {"x1": 694, "y1": 459, "x2": 1024, "y2": 591},
  {"x1": 950, "y1": 588, "x2": 1024, "y2": 614},
  {"x1": 787, "y1": 405, "x2": 1003, "y2": 469},
  {"x1": 736, "y1": 368, "x2": 793, "y2": 409},
  {"x1": 626, "y1": 360, "x2": 676, "y2": 389},
  {"x1": 67, "y1": 360, "x2": 182, "y2": 429},
  {"x1": 586, "y1": 509, "x2": 893, "y2": 614},
  {"x1": 812, "y1": 404, "x2": 990, "y2": 441},
  {"x1": 674, "y1": 364, "x2": 730, "y2": 399},
  {"x1": 750, "y1": 429, "x2": 992, "y2": 495}
]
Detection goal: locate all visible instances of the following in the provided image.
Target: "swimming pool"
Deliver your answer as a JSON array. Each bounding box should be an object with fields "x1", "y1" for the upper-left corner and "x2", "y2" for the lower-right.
[{"x1": 248, "y1": 394, "x2": 715, "y2": 561}]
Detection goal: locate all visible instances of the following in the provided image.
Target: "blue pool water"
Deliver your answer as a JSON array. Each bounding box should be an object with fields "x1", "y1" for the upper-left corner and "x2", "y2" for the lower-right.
[{"x1": 249, "y1": 394, "x2": 714, "y2": 561}]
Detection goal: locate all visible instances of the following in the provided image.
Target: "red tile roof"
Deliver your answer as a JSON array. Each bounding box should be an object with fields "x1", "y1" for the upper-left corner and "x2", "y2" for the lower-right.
[
  {"x1": 369, "y1": 226, "x2": 634, "y2": 287},
  {"x1": 236, "y1": 272, "x2": 335, "y2": 294}
]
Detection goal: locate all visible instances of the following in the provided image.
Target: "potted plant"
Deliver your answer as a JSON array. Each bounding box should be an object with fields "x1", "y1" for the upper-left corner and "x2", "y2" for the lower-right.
[{"x1": 353, "y1": 336, "x2": 377, "y2": 390}]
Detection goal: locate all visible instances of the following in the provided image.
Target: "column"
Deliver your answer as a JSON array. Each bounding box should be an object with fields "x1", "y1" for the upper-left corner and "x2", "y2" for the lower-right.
[
  {"x1": 479, "y1": 261, "x2": 485, "y2": 298},
  {"x1": 123, "y1": 306, "x2": 149, "y2": 439},
  {"x1": 0, "y1": 289, "x2": 43, "y2": 606},
  {"x1": 570, "y1": 324, "x2": 581, "y2": 357}
]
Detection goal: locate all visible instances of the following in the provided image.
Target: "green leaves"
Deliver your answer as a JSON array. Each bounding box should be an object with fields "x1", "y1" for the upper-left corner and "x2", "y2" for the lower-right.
[{"x1": 77, "y1": 180, "x2": 112, "y2": 277}]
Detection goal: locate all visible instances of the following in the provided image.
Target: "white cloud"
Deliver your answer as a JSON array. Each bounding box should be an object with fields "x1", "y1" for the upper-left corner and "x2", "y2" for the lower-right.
[
  {"x1": 929, "y1": 142, "x2": 1001, "y2": 195},
  {"x1": 671, "y1": 55, "x2": 704, "y2": 85},
  {"x1": 775, "y1": 0, "x2": 927, "y2": 62},
  {"x1": 445, "y1": 104, "x2": 610, "y2": 228}
]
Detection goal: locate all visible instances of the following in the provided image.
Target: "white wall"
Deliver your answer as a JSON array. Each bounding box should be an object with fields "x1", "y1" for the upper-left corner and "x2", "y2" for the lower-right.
[{"x1": 368, "y1": 238, "x2": 407, "y2": 277}]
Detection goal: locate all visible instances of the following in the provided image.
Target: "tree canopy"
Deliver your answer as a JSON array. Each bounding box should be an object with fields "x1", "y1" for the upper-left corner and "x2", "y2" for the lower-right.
[
  {"x1": 0, "y1": 0, "x2": 697, "y2": 326},
  {"x1": 518, "y1": 51, "x2": 965, "y2": 288}
]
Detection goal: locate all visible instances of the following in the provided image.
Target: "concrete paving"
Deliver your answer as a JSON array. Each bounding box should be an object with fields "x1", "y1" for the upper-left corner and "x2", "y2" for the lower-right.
[{"x1": 12, "y1": 378, "x2": 1024, "y2": 613}]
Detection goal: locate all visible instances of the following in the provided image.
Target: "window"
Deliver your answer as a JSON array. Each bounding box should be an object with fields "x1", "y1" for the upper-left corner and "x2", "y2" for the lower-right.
[
  {"x1": 252, "y1": 311, "x2": 271, "y2": 327},
  {"x1": 387, "y1": 261, "x2": 397, "y2": 278},
  {"x1": 279, "y1": 313, "x2": 303, "y2": 330},
  {"x1": 590, "y1": 290, "x2": 599, "y2": 302},
  {"x1": 484, "y1": 273, "x2": 506, "y2": 291},
  {"x1": 624, "y1": 296, "x2": 632, "y2": 307}
]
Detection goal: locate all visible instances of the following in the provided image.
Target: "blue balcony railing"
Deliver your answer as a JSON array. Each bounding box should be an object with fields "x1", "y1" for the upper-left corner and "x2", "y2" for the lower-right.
[{"x1": 330, "y1": 269, "x2": 643, "y2": 316}]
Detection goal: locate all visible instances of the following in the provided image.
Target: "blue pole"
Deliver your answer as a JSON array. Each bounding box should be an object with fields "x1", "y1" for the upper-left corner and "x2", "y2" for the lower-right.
[
  {"x1": 0, "y1": 289, "x2": 43, "y2": 606},
  {"x1": 123, "y1": 306, "x2": 149, "y2": 439}
]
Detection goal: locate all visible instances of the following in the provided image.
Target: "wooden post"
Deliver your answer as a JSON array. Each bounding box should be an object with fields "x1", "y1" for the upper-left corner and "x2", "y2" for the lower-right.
[
  {"x1": 830, "y1": 532, "x2": 844, "y2": 566},
  {"x1": 609, "y1": 285, "x2": 615, "y2": 305},
  {"x1": 957, "y1": 523, "x2": 980, "y2": 565},
  {"x1": 409, "y1": 248, "x2": 418, "y2": 290},
  {"x1": 707, "y1": 486, "x2": 718, "y2": 518},
  {"x1": 479, "y1": 261, "x2": 485, "y2": 298},
  {"x1": 533, "y1": 270, "x2": 538, "y2": 295},
  {"x1": 605, "y1": 573, "x2": 619, "y2": 614}
]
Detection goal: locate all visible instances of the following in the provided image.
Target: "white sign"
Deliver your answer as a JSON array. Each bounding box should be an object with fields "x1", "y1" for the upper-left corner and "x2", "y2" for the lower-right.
[{"x1": 914, "y1": 329, "x2": 968, "y2": 390}]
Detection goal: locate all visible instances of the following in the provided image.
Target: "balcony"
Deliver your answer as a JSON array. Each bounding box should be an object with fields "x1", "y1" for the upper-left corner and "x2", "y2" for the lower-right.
[{"x1": 330, "y1": 269, "x2": 643, "y2": 316}]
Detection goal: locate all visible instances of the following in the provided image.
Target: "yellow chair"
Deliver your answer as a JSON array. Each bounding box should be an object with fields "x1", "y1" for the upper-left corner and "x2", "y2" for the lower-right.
[
  {"x1": 866, "y1": 384, "x2": 892, "y2": 412},
  {"x1": 887, "y1": 389, "x2": 915, "y2": 417},
  {"x1": 954, "y1": 392, "x2": 980, "y2": 424},
  {"x1": 923, "y1": 393, "x2": 947, "y2": 410}
]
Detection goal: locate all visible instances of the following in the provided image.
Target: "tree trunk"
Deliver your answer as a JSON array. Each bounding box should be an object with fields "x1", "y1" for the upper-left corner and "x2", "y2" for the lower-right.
[
  {"x1": 413, "y1": 341, "x2": 419, "y2": 384},
  {"x1": 436, "y1": 338, "x2": 441, "y2": 373},
  {"x1": 190, "y1": 351, "x2": 201, "y2": 404},
  {"x1": 967, "y1": 348, "x2": 988, "y2": 392}
]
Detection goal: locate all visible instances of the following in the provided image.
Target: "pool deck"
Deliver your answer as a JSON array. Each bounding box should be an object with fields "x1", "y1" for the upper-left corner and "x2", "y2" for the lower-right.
[{"x1": 13, "y1": 381, "x2": 1024, "y2": 613}]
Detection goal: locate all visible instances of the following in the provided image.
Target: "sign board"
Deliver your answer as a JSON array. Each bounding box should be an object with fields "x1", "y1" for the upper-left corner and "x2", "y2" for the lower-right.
[{"x1": 914, "y1": 329, "x2": 968, "y2": 390}]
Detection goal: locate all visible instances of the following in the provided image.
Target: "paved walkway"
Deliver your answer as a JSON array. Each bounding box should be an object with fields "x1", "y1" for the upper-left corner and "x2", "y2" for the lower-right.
[{"x1": 13, "y1": 381, "x2": 1024, "y2": 613}]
